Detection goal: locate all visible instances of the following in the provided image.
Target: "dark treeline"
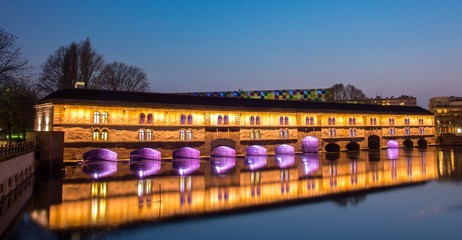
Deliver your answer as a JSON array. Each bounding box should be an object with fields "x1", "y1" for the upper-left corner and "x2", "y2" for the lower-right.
[{"x1": 0, "y1": 28, "x2": 150, "y2": 142}]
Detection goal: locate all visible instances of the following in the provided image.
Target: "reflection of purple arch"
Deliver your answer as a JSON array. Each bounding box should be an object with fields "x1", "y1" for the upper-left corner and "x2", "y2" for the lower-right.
[
  {"x1": 211, "y1": 146, "x2": 236, "y2": 157},
  {"x1": 275, "y1": 154, "x2": 295, "y2": 168},
  {"x1": 172, "y1": 158, "x2": 200, "y2": 175},
  {"x1": 387, "y1": 140, "x2": 399, "y2": 148},
  {"x1": 302, "y1": 136, "x2": 319, "y2": 153},
  {"x1": 301, "y1": 153, "x2": 320, "y2": 175},
  {"x1": 211, "y1": 157, "x2": 236, "y2": 174},
  {"x1": 245, "y1": 145, "x2": 267, "y2": 156},
  {"x1": 275, "y1": 144, "x2": 294, "y2": 155},
  {"x1": 173, "y1": 147, "x2": 200, "y2": 159},
  {"x1": 130, "y1": 160, "x2": 161, "y2": 178},
  {"x1": 130, "y1": 148, "x2": 161, "y2": 161},
  {"x1": 83, "y1": 148, "x2": 118, "y2": 161},
  {"x1": 82, "y1": 160, "x2": 117, "y2": 179},
  {"x1": 245, "y1": 155, "x2": 267, "y2": 170},
  {"x1": 387, "y1": 148, "x2": 399, "y2": 160}
]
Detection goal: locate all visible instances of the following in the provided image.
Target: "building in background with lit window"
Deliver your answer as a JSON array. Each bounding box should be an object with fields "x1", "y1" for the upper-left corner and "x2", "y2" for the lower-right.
[{"x1": 429, "y1": 96, "x2": 462, "y2": 136}]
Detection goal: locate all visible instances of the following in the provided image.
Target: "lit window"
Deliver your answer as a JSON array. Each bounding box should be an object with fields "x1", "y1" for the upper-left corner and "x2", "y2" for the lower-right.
[
  {"x1": 139, "y1": 129, "x2": 145, "y2": 141},
  {"x1": 180, "y1": 129, "x2": 186, "y2": 140},
  {"x1": 187, "y1": 114, "x2": 193, "y2": 124},
  {"x1": 250, "y1": 130, "x2": 255, "y2": 139},
  {"x1": 306, "y1": 117, "x2": 310, "y2": 125},
  {"x1": 310, "y1": 117, "x2": 314, "y2": 125},
  {"x1": 140, "y1": 113, "x2": 145, "y2": 124},
  {"x1": 147, "y1": 114, "x2": 153, "y2": 124},
  {"x1": 101, "y1": 129, "x2": 108, "y2": 141},
  {"x1": 284, "y1": 116, "x2": 289, "y2": 125},
  {"x1": 280, "y1": 116, "x2": 284, "y2": 125},
  {"x1": 147, "y1": 129, "x2": 152, "y2": 140},
  {"x1": 284, "y1": 129, "x2": 289, "y2": 138},
  {"x1": 187, "y1": 129, "x2": 193, "y2": 140},
  {"x1": 102, "y1": 112, "x2": 108, "y2": 124},
  {"x1": 279, "y1": 129, "x2": 284, "y2": 139},
  {"x1": 256, "y1": 116, "x2": 260, "y2": 125},
  {"x1": 255, "y1": 130, "x2": 261, "y2": 139},
  {"x1": 420, "y1": 127, "x2": 424, "y2": 135},
  {"x1": 94, "y1": 112, "x2": 100, "y2": 124},
  {"x1": 224, "y1": 115, "x2": 229, "y2": 125},
  {"x1": 93, "y1": 129, "x2": 100, "y2": 141},
  {"x1": 250, "y1": 116, "x2": 255, "y2": 125}
]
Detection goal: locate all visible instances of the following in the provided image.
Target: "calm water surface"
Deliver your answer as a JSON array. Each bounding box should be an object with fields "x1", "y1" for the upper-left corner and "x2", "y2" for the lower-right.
[{"x1": 2, "y1": 147, "x2": 462, "y2": 240}]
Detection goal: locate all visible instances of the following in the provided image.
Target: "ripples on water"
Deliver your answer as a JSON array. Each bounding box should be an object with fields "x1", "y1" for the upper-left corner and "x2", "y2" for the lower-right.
[{"x1": 3, "y1": 147, "x2": 462, "y2": 240}]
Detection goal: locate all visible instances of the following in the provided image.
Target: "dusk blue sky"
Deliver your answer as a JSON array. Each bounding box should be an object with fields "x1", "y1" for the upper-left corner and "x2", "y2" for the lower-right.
[{"x1": 1, "y1": 0, "x2": 462, "y2": 108}]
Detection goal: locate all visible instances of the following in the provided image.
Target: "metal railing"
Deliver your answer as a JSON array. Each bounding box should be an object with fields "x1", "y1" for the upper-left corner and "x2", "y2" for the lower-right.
[{"x1": 0, "y1": 141, "x2": 35, "y2": 161}]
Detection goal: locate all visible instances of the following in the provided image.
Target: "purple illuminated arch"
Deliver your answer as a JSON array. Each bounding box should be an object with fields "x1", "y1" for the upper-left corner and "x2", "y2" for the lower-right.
[
  {"x1": 130, "y1": 148, "x2": 161, "y2": 161},
  {"x1": 302, "y1": 136, "x2": 319, "y2": 153},
  {"x1": 83, "y1": 148, "x2": 118, "y2": 162},
  {"x1": 172, "y1": 158, "x2": 200, "y2": 176},
  {"x1": 301, "y1": 153, "x2": 320, "y2": 175},
  {"x1": 173, "y1": 147, "x2": 200, "y2": 159},
  {"x1": 130, "y1": 160, "x2": 161, "y2": 178},
  {"x1": 211, "y1": 156, "x2": 236, "y2": 174},
  {"x1": 245, "y1": 145, "x2": 267, "y2": 156},
  {"x1": 82, "y1": 160, "x2": 117, "y2": 179},
  {"x1": 211, "y1": 146, "x2": 236, "y2": 157},
  {"x1": 387, "y1": 140, "x2": 399, "y2": 148},
  {"x1": 275, "y1": 144, "x2": 294, "y2": 155},
  {"x1": 275, "y1": 154, "x2": 295, "y2": 168},
  {"x1": 245, "y1": 155, "x2": 267, "y2": 170},
  {"x1": 387, "y1": 148, "x2": 399, "y2": 160}
]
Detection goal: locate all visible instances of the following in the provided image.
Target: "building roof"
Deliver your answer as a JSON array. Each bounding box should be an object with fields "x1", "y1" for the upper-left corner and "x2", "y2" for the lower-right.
[{"x1": 39, "y1": 88, "x2": 433, "y2": 115}]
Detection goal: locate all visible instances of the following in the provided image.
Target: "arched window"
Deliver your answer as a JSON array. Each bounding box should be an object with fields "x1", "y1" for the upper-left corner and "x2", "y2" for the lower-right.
[
  {"x1": 102, "y1": 112, "x2": 108, "y2": 124},
  {"x1": 332, "y1": 117, "x2": 336, "y2": 125},
  {"x1": 180, "y1": 129, "x2": 186, "y2": 140},
  {"x1": 405, "y1": 127, "x2": 411, "y2": 135},
  {"x1": 284, "y1": 129, "x2": 289, "y2": 139},
  {"x1": 146, "y1": 129, "x2": 152, "y2": 140},
  {"x1": 140, "y1": 113, "x2": 145, "y2": 124},
  {"x1": 93, "y1": 129, "x2": 100, "y2": 141},
  {"x1": 187, "y1": 114, "x2": 193, "y2": 124},
  {"x1": 93, "y1": 112, "x2": 100, "y2": 124},
  {"x1": 420, "y1": 127, "x2": 424, "y2": 135},
  {"x1": 310, "y1": 117, "x2": 314, "y2": 125},
  {"x1": 405, "y1": 118, "x2": 410, "y2": 125},
  {"x1": 147, "y1": 114, "x2": 153, "y2": 124},
  {"x1": 349, "y1": 118, "x2": 353, "y2": 125},
  {"x1": 349, "y1": 128, "x2": 356, "y2": 137},
  {"x1": 224, "y1": 115, "x2": 229, "y2": 125},
  {"x1": 389, "y1": 128, "x2": 395, "y2": 135},
  {"x1": 279, "y1": 129, "x2": 284, "y2": 139},
  {"x1": 250, "y1": 130, "x2": 255, "y2": 139},
  {"x1": 328, "y1": 117, "x2": 332, "y2": 125},
  {"x1": 373, "y1": 118, "x2": 377, "y2": 125},
  {"x1": 255, "y1": 130, "x2": 261, "y2": 139},
  {"x1": 306, "y1": 117, "x2": 310, "y2": 125},
  {"x1": 284, "y1": 116, "x2": 289, "y2": 125},
  {"x1": 180, "y1": 114, "x2": 186, "y2": 125},
  {"x1": 187, "y1": 129, "x2": 193, "y2": 140},
  {"x1": 139, "y1": 129, "x2": 145, "y2": 141},
  {"x1": 218, "y1": 115, "x2": 223, "y2": 125},
  {"x1": 101, "y1": 129, "x2": 108, "y2": 141},
  {"x1": 256, "y1": 116, "x2": 260, "y2": 125},
  {"x1": 280, "y1": 116, "x2": 284, "y2": 125},
  {"x1": 250, "y1": 116, "x2": 255, "y2": 125}
]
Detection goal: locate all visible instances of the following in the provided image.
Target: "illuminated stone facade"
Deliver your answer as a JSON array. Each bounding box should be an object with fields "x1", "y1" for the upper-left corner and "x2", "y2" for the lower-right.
[{"x1": 35, "y1": 89, "x2": 436, "y2": 160}]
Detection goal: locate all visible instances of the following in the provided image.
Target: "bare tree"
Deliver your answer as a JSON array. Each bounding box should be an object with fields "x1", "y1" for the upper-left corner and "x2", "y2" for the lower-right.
[
  {"x1": 36, "y1": 38, "x2": 104, "y2": 95},
  {"x1": 0, "y1": 28, "x2": 36, "y2": 142},
  {"x1": 331, "y1": 83, "x2": 367, "y2": 101},
  {"x1": 93, "y1": 61, "x2": 150, "y2": 92},
  {"x1": 0, "y1": 28, "x2": 30, "y2": 84}
]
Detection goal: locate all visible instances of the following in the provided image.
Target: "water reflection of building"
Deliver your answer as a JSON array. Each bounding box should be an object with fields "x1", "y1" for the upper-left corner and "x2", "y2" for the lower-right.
[
  {"x1": 39, "y1": 150, "x2": 438, "y2": 232},
  {"x1": 35, "y1": 89, "x2": 435, "y2": 159}
]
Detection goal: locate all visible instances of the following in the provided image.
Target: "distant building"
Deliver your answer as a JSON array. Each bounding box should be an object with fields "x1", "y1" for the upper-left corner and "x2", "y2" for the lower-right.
[
  {"x1": 180, "y1": 88, "x2": 333, "y2": 102},
  {"x1": 338, "y1": 95, "x2": 417, "y2": 106},
  {"x1": 429, "y1": 96, "x2": 462, "y2": 135}
]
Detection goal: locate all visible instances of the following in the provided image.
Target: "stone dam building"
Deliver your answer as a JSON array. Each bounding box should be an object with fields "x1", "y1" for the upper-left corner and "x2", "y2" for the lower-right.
[{"x1": 34, "y1": 89, "x2": 436, "y2": 160}]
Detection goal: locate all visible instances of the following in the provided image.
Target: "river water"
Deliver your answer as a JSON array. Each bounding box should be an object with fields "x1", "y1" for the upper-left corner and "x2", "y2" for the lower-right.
[{"x1": 2, "y1": 146, "x2": 462, "y2": 240}]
